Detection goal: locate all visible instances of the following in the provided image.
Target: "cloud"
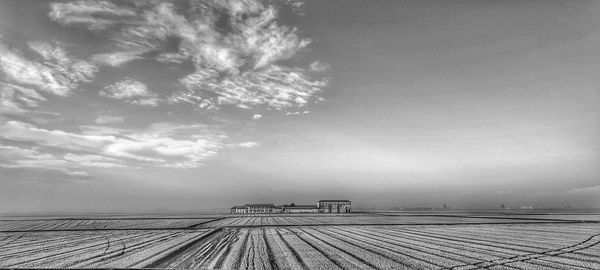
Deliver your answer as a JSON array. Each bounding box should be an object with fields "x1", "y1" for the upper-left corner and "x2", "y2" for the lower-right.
[
  {"x1": 100, "y1": 78, "x2": 159, "y2": 106},
  {"x1": 63, "y1": 153, "x2": 126, "y2": 168},
  {"x1": 155, "y1": 52, "x2": 189, "y2": 64},
  {"x1": 237, "y1": 141, "x2": 260, "y2": 148},
  {"x1": 0, "y1": 120, "x2": 224, "y2": 169},
  {"x1": 48, "y1": 0, "x2": 137, "y2": 30},
  {"x1": 252, "y1": 114, "x2": 262, "y2": 120},
  {"x1": 104, "y1": 123, "x2": 224, "y2": 168},
  {"x1": 95, "y1": 115, "x2": 124, "y2": 124},
  {"x1": 0, "y1": 120, "x2": 112, "y2": 151},
  {"x1": 0, "y1": 40, "x2": 97, "y2": 97},
  {"x1": 90, "y1": 51, "x2": 145, "y2": 67},
  {"x1": 48, "y1": 0, "x2": 327, "y2": 111},
  {"x1": 0, "y1": 144, "x2": 55, "y2": 161},
  {"x1": 309, "y1": 61, "x2": 330, "y2": 72},
  {"x1": 0, "y1": 83, "x2": 46, "y2": 114},
  {"x1": 0, "y1": 144, "x2": 94, "y2": 177},
  {"x1": 283, "y1": 0, "x2": 307, "y2": 15},
  {"x1": 26, "y1": 41, "x2": 97, "y2": 92},
  {"x1": 101, "y1": 78, "x2": 149, "y2": 98},
  {"x1": 177, "y1": 65, "x2": 326, "y2": 110},
  {"x1": 63, "y1": 153, "x2": 119, "y2": 162},
  {"x1": 285, "y1": 110, "x2": 309, "y2": 116}
]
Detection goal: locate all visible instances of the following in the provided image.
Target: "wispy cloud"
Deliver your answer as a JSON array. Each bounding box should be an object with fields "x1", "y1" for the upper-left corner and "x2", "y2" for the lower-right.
[
  {"x1": 0, "y1": 144, "x2": 91, "y2": 177},
  {"x1": 0, "y1": 40, "x2": 97, "y2": 97},
  {"x1": 100, "y1": 78, "x2": 159, "y2": 106},
  {"x1": 0, "y1": 83, "x2": 46, "y2": 114},
  {"x1": 48, "y1": 0, "x2": 137, "y2": 30},
  {"x1": 63, "y1": 153, "x2": 126, "y2": 168},
  {"x1": 91, "y1": 51, "x2": 145, "y2": 67},
  {"x1": 309, "y1": 61, "x2": 330, "y2": 72},
  {"x1": 95, "y1": 115, "x2": 124, "y2": 124},
  {"x1": 286, "y1": 110, "x2": 310, "y2": 116},
  {"x1": 0, "y1": 120, "x2": 225, "y2": 169},
  {"x1": 0, "y1": 144, "x2": 55, "y2": 162},
  {"x1": 48, "y1": 0, "x2": 327, "y2": 111},
  {"x1": 237, "y1": 141, "x2": 260, "y2": 148},
  {"x1": 0, "y1": 120, "x2": 111, "y2": 151},
  {"x1": 155, "y1": 52, "x2": 189, "y2": 64}
]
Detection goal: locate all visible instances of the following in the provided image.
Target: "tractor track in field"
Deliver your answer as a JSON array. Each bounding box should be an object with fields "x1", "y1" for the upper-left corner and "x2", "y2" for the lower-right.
[
  {"x1": 262, "y1": 228, "x2": 280, "y2": 270},
  {"x1": 286, "y1": 228, "x2": 348, "y2": 270},
  {"x1": 296, "y1": 227, "x2": 384, "y2": 270},
  {"x1": 143, "y1": 228, "x2": 223, "y2": 269},
  {"x1": 445, "y1": 233, "x2": 600, "y2": 270},
  {"x1": 316, "y1": 227, "x2": 439, "y2": 269},
  {"x1": 275, "y1": 229, "x2": 311, "y2": 270},
  {"x1": 2, "y1": 232, "x2": 185, "y2": 268},
  {"x1": 334, "y1": 227, "x2": 487, "y2": 266}
]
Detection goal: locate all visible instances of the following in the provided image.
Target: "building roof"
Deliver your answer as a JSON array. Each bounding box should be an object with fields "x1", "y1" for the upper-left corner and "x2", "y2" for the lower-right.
[
  {"x1": 231, "y1": 206, "x2": 246, "y2": 209},
  {"x1": 318, "y1": 200, "x2": 351, "y2": 202},
  {"x1": 244, "y1": 203, "x2": 275, "y2": 207}
]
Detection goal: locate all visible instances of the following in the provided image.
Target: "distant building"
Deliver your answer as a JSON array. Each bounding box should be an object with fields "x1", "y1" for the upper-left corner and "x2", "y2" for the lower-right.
[
  {"x1": 230, "y1": 204, "x2": 284, "y2": 214},
  {"x1": 230, "y1": 200, "x2": 352, "y2": 214},
  {"x1": 245, "y1": 204, "x2": 276, "y2": 213},
  {"x1": 231, "y1": 206, "x2": 248, "y2": 214},
  {"x1": 317, "y1": 200, "x2": 352, "y2": 213},
  {"x1": 283, "y1": 205, "x2": 319, "y2": 213}
]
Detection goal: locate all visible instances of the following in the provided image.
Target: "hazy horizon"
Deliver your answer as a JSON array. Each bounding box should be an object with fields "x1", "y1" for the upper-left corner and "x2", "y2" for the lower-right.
[{"x1": 1, "y1": 0, "x2": 599, "y2": 215}]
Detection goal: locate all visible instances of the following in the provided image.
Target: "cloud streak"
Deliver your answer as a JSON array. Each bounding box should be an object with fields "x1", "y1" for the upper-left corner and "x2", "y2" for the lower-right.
[
  {"x1": 0, "y1": 144, "x2": 91, "y2": 177},
  {"x1": 95, "y1": 115, "x2": 124, "y2": 124},
  {"x1": 0, "y1": 120, "x2": 224, "y2": 169},
  {"x1": 0, "y1": 83, "x2": 47, "y2": 114},
  {"x1": 91, "y1": 51, "x2": 145, "y2": 67},
  {"x1": 0, "y1": 39, "x2": 97, "y2": 115},
  {"x1": 48, "y1": 0, "x2": 137, "y2": 30}
]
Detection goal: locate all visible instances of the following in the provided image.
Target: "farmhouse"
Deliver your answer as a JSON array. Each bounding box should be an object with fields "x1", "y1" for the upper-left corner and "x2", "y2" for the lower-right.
[
  {"x1": 318, "y1": 200, "x2": 352, "y2": 213},
  {"x1": 231, "y1": 200, "x2": 351, "y2": 214}
]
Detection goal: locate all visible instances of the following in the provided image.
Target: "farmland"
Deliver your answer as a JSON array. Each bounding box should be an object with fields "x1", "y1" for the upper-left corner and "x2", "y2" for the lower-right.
[
  {"x1": 1, "y1": 212, "x2": 599, "y2": 269},
  {"x1": 0, "y1": 218, "x2": 215, "y2": 232},
  {"x1": 195, "y1": 214, "x2": 570, "y2": 228}
]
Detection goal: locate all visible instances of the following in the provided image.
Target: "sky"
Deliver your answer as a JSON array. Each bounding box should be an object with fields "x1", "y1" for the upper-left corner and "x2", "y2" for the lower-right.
[{"x1": 0, "y1": 0, "x2": 599, "y2": 214}]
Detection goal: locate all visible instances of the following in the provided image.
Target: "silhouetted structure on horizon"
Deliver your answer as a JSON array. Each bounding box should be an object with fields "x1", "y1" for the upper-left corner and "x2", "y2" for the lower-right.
[{"x1": 231, "y1": 200, "x2": 352, "y2": 214}]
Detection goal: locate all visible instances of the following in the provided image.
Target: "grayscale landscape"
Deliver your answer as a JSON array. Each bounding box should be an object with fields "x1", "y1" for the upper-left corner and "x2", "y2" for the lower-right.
[{"x1": 1, "y1": 0, "x2": 599, "y2": 269}]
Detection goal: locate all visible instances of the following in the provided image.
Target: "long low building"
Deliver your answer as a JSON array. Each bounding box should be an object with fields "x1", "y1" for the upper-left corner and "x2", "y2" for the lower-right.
[
  {"x1": 231, "y1": 200, "x2": 351, "y2": 214},
  {"x1": 231, "y1": 204, "x2": 282, "y2": 214},
  {"x1": 318, "y1": 200, "x2": 352, "y2": 213},
  {"x1": 283, "y1": 205, "x2": 319, "y2": 213}
]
